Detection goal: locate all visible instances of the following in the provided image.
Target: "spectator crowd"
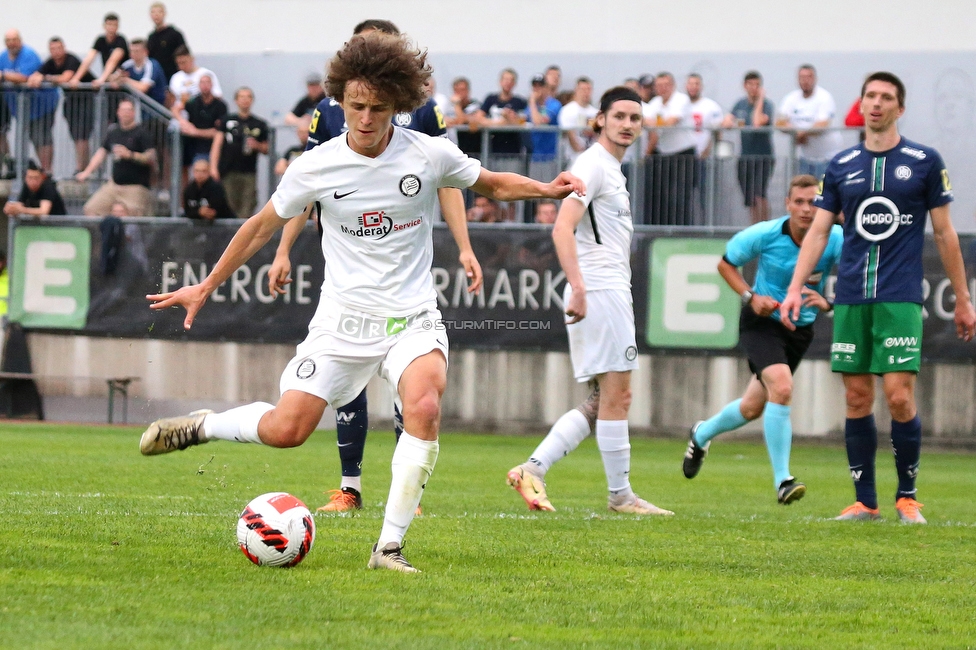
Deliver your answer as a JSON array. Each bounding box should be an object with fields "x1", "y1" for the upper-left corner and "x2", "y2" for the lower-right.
[{"x1": 1, "y1": 4, "x2": 861, "y2": 225}]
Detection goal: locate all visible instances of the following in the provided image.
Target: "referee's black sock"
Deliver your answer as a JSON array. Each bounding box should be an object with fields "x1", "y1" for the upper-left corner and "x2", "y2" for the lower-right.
[
  {"x1": 891, "y1": 415, "x2": 922, "y2": 501},
  {"x1": 845, "y1": 414, "x2": 878, "y2": 510}
]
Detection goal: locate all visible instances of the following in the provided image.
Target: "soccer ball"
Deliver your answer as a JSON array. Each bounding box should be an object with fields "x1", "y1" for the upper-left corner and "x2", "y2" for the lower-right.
[{"x1": 237, "y1": 492, "x2": 315, "y2": 567}]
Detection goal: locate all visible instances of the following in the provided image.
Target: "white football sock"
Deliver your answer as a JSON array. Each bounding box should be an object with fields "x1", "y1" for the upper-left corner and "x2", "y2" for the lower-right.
[
  {"x1": 596, "y1": 419, "x2": 633, "y2": 496},
  {"x1": 528, "y1": 409, "x2": 591, "y2": 474},
  {"x1": 340, "y1": 476, "x2": 362, "y2": 492},
  {"x1": 202, "y1": 402, "x2": 273, "y2": 444},
  {"x1": 377, "y1": 431, "x2": 438, "y2": 547}
]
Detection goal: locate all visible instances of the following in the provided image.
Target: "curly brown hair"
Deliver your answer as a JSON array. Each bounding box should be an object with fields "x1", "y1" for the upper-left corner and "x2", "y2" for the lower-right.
[{"x1": 325, "y1": 33, "x2": 431, "y2": 114}]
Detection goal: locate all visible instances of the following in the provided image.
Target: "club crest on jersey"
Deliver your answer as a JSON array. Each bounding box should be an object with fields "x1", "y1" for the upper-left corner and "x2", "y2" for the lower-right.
[
  {"x1": 296, "y1": 359, "x2": 316, "y2": 379},
  {"x1": 399, "y1": 174, "x2": 422, "y2": 197},
  {"x1": 395, "y1": 113, "x2": 413, "y2": 127},
  {"x1": 894, "y1": 165, "x2": 912, "y2": 180},
  {"x1": 624, "y1": 346, "x2": 638, "y2": 362}
]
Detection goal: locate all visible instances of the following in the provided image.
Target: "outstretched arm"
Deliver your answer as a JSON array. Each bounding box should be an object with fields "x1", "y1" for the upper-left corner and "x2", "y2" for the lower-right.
[
  {"x1": 148, "y1": 200, "x2": 288, "y2": 328},
  {"x1": 470, "y1": 168, "x2": 585, "y2": 202},
  {"x1": 438, "y1": 187, "x2": 482, "y2": 295}
]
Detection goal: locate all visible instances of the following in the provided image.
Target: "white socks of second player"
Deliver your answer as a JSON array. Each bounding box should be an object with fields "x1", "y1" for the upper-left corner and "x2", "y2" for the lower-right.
[
  {"x1": 202, "y1": 402, "x2": 274, "y2": 444},
  {"x1": 378, "y1": 431, "x2": 439, "y2": 548},
  {"x1": 528, "y1": 409, "x2": 592, "y2": 474},
  {"x1": 596, "y1": 419, "x2": 633, "y2": 497}
]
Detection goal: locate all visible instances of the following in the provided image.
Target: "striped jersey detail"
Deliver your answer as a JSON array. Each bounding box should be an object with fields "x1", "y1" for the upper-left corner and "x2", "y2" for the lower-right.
[
  {"x1": 872, "y1": 157, "x2": 885, "y2": 192},
  {"x1": 862, "y1": 244, "x2": 880, "y2": 299}
]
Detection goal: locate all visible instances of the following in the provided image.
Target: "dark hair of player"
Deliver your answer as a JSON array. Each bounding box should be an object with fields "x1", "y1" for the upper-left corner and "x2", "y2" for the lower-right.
[
  {"x1": 744, "y1": 70, "x2": 762, "y2": 83},
  {"x1": 104, "y1": 13, "x2": 119, "y2": 22},
  {"x1": 799, "y1": 64, "x2": 816, "y2": 75},
  {"x1": 576, "y1": 76, "x2": 592, "y2": 86},
  {"x1": 325, "y1": 32, "x2": 431, "y2": 114},
  {"x1": 173, "y1": 45, "x2": 190, "y2": 58},
  {"x1": 353, "y1": 19, "x2": 400, "y2": 35},
  {"x1": 861, "y1": 71, "x2": 906, "y2": 108},
  {"x1": 49, "y1": 36, "x2": 63, "y2": 44},
  {"x1": 130, "y1": 38, "x2": 146, "y2": 47},
  {"x1": 788, "y1": 174, "x2": 818, "y2": 195},
  {"x1": 593, "y1": 86, "x2": 642, "y2": 134}
]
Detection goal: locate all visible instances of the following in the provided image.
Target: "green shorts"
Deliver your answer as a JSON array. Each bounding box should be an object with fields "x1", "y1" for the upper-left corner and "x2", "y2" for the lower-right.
[{"x1": 831, "y1": 302, "x2": 922, "y2": 374}]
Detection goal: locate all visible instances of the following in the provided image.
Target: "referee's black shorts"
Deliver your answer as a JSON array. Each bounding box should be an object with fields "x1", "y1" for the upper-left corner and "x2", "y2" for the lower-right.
[{"x1": 738, "y1": 306, "x2": 814, "y2": 378}]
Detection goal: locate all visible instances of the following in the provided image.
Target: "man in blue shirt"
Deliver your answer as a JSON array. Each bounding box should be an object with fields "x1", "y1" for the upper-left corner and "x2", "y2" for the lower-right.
[
  {"x1": 528, "y1": 73, "x2": 561, "y2": 162},
  {"x1": 782, "y1": 72, "x2": 976, "y2": 523},
  {"x1": 116, "y1": 39, "x2": 167, "y2": 106},
  {"x1": 684, "y1": 174, "x2": 842, "y2": 504},
  {"x1": 1, "y1": 30, "x2": 57, "y2": 171}
]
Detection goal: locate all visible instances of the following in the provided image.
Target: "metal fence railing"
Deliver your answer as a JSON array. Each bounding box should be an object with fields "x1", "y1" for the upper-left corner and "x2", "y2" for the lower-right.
[{"x1": 1, "y1": 82, "x2": 181, "y2": 217}]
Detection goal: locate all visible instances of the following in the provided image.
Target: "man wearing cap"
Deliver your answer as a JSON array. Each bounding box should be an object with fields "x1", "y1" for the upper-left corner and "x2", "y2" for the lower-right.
[
  {"x1": 528, "y1": 72, "x2": 562, "y2": 172},
  {"x1": 286, "y1": 73, "x2": 325, "y2": 136}
]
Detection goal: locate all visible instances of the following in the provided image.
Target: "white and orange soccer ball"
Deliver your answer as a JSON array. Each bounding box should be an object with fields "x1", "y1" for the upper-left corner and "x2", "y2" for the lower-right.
[{"x1": 236, "y1": 492, "x2": 315, "y2": 567}]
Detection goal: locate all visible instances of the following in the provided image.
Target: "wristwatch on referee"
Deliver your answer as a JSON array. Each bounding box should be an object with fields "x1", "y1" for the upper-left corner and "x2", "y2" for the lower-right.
[{"x1": 741, "y1": 290, "x2": 754, "y2": 306}]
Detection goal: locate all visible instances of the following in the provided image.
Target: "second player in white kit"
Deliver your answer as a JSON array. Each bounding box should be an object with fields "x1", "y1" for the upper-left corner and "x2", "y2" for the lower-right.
[{"x1": 508, "y1": 87, "x2": 674, "y2": 516}]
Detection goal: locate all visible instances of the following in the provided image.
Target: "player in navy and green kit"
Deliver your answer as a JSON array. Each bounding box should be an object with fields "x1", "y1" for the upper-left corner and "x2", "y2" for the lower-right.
[
  {"x1": 782, "y1": 72, "x2": 976, "y2": 523},
  {"x1": 683, "y1": 175, "x2": 842, "y2": 504}
]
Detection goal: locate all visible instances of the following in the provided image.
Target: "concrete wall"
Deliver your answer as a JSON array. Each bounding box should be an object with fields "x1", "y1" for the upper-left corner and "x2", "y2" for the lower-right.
[{"x1": 23, "y1": 333, "x2": 976, "y2": 443}]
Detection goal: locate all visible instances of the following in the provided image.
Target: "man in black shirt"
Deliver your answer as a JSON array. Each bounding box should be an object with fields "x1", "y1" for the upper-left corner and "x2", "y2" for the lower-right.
[
  {"x1": 285, "y1": 73, "x2": 325, "y2": 137},
  {"x1": 76, "y1": 98, "x2": 156, "y2": 216},
  {"x1": 3, "y1": 162, "x2": 66, "y2": 217},
  {"x1": 178, "y1": 73, "x2": 226, "y2": 173},
  {"x1": 147, "y1": 2, "x2": 186, "y2": 84},
  {"x1": 69, "y1": 13, "x2": 129, "y2": 88},
  {"x1": 183, "y1": 158, "x2": 235, "y2": 220},
  {"x1": 210, "y1": 86, "x2": 268, "y2": 218},
  {"x1": 29, "y1": 37, "x2": 95, "y2": 172},
  {"x1": 475, "y1": 68, "x2": 529, "y2": 166}
]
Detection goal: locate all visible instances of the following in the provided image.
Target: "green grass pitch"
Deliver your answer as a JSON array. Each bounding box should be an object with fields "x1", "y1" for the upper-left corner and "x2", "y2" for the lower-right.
[{"x1": 2, "y1": 423, "x2": 976, "y2": 649}]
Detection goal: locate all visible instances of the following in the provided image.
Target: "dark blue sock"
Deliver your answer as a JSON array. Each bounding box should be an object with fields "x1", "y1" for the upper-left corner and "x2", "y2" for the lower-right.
[
  {"x1": 891, "y1": 415, "x2": 922, "y2": 500},
  {"x1": 335, "y1": 389, "x2": 368, "y2": 477},
  {"x1": 845, "y1": 414, "x2": 878, "y2": 509},
  {"x1": 393, "y1": 403, "x2": 404, "y2": 443}
]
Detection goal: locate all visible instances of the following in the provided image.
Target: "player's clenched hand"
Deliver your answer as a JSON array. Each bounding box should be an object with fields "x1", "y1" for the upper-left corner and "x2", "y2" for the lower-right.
[
  {"x1": 565, "y1": 287, "x2": 586, "y2": 324},
  {"x1": 146, "y1": 283, "x2": 211, "y2": 330},
  {"x1": 955, "y1": 299, "x2": 976, "y2": 342},
  {"x1": 268, "y1": 254, "x2": 292, "y2": 298},
  {"x1": 459, "y1": 250, "x2": 483, "y2": 295},
  {"x1": 545, "y1": 172, "x2": 586, "y2": 199},
  {"x1": 778, "y1": 289, "x2": 803, "y2": 331},
  {"x1": 750, "y1": 294, "x2": 780, "y2": 318}
]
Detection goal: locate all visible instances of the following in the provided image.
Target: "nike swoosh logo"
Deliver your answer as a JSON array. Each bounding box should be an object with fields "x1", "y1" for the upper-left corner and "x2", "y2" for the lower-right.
[
  {"x1": 846, "y1": 170, "x2": 863, "y2": 180},
  {"x1": 334, "y1": 189, "x2": 359, "y2": 199},
  {"x1": 896, "y1": 357, "x2": 915, "y2": 364},
  {"x1": 337, "y1": 442, "x2": 354, "y2": 447}
]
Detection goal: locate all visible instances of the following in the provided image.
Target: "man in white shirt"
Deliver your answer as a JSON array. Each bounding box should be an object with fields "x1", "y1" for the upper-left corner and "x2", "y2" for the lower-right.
[
  {"x1": 507, "y1": 87, "x2": 673, "y2": 516},
  {"x1": 168, "y1": 44, "x2": 222, "y2": 113},
  {"x1": 138, "y1": 32, "x2": 585, "y2": 574},
  {"x1": 643, "y1": 72, "x2": 696, "y2": 224},
  {"x1": 686, "y1": 73, "x2": 724, "y2": 159},
  {"x1": 777, "y1": 64, "x2": 843, "y2": 179},
  {"x1": 557, "y1": 76, "x2": 598, "y2": 167}
]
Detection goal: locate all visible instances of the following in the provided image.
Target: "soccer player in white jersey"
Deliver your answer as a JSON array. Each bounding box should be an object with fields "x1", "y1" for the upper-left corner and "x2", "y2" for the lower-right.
[
  {"x1": 138, "y1": 33, "x2": 585, "y2": 573},
  {"x1": 507, "y1": 88, "x2": 673, "y2": 516}
]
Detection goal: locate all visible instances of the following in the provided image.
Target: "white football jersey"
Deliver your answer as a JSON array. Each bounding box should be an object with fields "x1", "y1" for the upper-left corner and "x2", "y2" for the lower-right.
[
  {"x1": 271, "y1": 128, "x2": 482, "y2": 318},
  {"x1": 565, "y1": 143, "x2": 634, "y2": 291}
]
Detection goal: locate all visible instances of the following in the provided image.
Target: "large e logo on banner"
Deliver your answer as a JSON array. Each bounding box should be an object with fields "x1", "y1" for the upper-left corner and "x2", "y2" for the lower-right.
[
  {"x1": 10, "y1": 227, "x2": 91, "y2": 329},
  {"x1": 646, "y1": 238, "x2": 738, "y2": 348}
]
